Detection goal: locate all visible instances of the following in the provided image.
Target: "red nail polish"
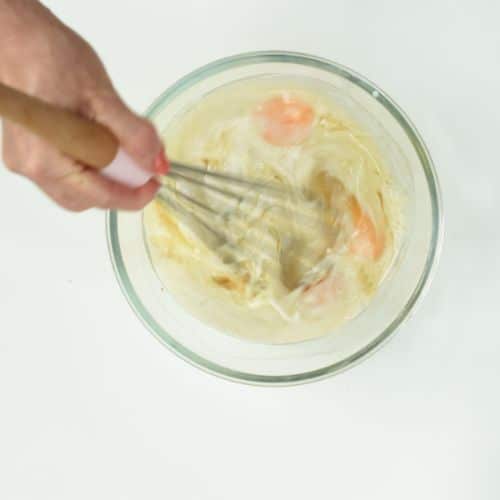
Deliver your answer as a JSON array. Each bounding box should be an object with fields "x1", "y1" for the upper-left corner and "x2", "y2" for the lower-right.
[{"x1": 154, "y1": 150, "x2": 170, "y2": 175}]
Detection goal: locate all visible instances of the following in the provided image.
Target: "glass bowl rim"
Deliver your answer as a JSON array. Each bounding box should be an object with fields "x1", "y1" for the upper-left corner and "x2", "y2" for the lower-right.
[{"x1": 106, "y1": 50, "x2": 444, "y2": 386}]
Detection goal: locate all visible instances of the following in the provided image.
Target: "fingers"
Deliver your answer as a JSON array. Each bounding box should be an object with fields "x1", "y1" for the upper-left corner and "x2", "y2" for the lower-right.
[
  {"x1": 38, "y1": 169, "x2": 159, "y2": 211},
  {"x1": 2, "y1": 122, "x2": 76, "y2": 181},
  {"x1": 87, "y1": 89, "x2": 164, "y2": 174},
  {"x1": 2, "y1": 123, "x2": 159, "y2": 211}
]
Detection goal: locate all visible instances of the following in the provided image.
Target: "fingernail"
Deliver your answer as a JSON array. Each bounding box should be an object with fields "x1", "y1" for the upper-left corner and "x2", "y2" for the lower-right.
[{"x1": 154, "y1": 149, "x2": 170, "y2": 175}]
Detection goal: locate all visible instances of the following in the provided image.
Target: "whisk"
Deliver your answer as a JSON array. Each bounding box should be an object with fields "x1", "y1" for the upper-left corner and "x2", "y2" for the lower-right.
[{"x1": 0, "y1": 83, "x2": 329, "y2": 286}]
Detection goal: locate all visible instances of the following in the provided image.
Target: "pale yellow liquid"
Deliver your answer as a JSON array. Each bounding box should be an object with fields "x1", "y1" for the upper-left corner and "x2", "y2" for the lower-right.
[{"x1": 144, "y1": 78, "x2": 404, "y2": 344}]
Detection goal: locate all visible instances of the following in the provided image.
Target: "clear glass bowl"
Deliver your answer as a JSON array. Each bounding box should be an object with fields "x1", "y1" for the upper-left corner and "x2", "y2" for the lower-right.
[{"x1": 106, "y1": 51, "x2": 443, "y2": 385}]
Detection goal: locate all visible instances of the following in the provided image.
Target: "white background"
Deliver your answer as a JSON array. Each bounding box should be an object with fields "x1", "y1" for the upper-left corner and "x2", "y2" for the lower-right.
[{"x1": 1, "y1": 1, "x2": 499, "y2": 498}]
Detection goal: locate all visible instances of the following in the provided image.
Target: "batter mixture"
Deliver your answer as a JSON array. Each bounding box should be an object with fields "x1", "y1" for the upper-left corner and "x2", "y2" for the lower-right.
[{"x1": 144, "y1": 78, "x2": 404, "y2": 343}]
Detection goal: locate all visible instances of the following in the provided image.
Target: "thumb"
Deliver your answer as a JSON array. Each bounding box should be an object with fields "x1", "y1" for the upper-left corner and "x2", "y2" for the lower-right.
[{"x1": 89, "y1": 90, "x2": 168, "y2": 174}]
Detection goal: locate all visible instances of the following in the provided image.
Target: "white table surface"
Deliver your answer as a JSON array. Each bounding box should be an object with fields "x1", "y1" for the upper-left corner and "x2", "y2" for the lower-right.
[{"x1": 1, "y1": 1, "x2": 499, "y2": 498}]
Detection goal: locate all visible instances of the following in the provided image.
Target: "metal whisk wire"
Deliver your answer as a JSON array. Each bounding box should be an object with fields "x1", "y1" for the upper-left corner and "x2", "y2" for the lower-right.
[{"x1": 155, "y1": 160, "x2": 330, "y2": 277}]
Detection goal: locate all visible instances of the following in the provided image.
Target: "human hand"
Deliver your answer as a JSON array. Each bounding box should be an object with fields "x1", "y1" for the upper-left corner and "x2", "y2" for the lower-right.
[{"x1": 0, "y1": 0, "x2": 164, "y2": 211}]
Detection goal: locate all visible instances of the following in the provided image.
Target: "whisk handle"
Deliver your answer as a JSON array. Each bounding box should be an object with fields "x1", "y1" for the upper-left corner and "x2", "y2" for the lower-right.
[{"x1": 0, "y1": 82, "x2": 153, "y2": 187}]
